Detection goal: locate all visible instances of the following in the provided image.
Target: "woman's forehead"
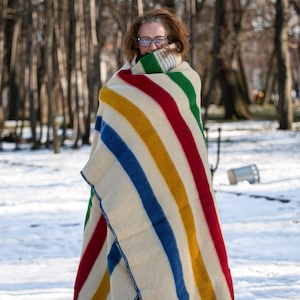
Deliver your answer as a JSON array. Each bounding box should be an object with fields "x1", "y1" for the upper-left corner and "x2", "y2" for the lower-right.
[{"x1": 138, "y1": 22, "x2": 167, "y2": 37}]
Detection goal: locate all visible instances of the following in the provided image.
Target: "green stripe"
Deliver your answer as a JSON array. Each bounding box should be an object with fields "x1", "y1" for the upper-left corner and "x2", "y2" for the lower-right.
[
  {"x1": 140, "y1": 53, "x2": 206, "y2": 143},
  {"x1": 140, "y1": 52, "x2": 163, "y2": 73},
  {"x1": 167, "y1": 72, "x2": 206, "y2": 141},
  {"x1": 84, "y1": 188, "x2": 94, "y2": 228}
]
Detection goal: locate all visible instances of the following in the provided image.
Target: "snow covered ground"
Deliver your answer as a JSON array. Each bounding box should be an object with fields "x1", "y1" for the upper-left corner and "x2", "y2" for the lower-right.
[{"x1": 0, "y1": 120, "x2": 299, "y2": 300}]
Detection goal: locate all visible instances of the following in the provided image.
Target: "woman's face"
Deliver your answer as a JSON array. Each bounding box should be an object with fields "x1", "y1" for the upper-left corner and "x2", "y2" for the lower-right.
[{"x1": 137, "y1": 22, "x2": 168, "y2": 56}]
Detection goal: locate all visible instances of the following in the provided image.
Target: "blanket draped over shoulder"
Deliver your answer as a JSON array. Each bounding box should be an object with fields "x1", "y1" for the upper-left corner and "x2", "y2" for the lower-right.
[{"x1": 74, "y1": 48, "x2": 234, "y2": 300}]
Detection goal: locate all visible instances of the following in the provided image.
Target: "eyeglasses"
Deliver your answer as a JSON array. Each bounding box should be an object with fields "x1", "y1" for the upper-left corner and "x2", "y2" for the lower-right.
[{"x1": 137, "y1": 36, "x2": 168, "y2": 47}]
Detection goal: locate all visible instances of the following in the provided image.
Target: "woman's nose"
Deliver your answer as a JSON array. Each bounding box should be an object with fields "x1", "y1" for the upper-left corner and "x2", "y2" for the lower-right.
[{"x1": 149, "y1": 41, "x2": 158, "y2": 50}]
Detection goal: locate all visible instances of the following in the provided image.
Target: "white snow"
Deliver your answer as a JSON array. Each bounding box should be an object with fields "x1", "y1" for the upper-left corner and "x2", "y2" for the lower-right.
[{"x1": 0, "y1": 120, "x2": 299, "y2": 300}]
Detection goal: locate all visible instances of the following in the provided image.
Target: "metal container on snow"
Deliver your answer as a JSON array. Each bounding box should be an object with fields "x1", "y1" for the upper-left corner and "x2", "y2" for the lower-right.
[{"x1": 227, "y1": 164, "x2": 260, "y2": 185}]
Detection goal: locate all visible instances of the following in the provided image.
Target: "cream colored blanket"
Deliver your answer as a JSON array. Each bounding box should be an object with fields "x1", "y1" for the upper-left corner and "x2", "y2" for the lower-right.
[{"x1": 74, "y1": 48, "x2": 234, "y2": 300}]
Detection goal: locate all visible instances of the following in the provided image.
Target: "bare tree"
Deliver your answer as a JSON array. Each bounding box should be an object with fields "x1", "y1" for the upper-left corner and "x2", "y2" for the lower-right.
[
  {"x1": 202, "y1": 0, "x2": 223, "y2": 124},
  {"x1": 45, "y1": 1, "x2": 60, "y2": 153},
  {"x1": 274, "y1": 0, "x2": 293, "y2": 129},
  {"x1": 203, "y1": 0, "x2": 252, "y2": 123},
  {"x1": 0, "y1": 0, "x2": 298, "y2": 152},
  {"x1": 0, "y1": 0, "x2": 8, "y2": 149}
]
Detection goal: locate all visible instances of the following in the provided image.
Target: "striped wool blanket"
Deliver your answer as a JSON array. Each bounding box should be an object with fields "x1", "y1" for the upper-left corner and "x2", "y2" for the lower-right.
[{"x1": 74, "y1": 48, "x2": 234, "y2": 300}]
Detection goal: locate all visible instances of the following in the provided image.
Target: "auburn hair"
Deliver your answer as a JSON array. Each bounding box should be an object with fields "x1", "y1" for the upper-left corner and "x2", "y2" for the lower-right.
[{"x1": 123, "y1": 8, "x2": 190, "y2": 61}]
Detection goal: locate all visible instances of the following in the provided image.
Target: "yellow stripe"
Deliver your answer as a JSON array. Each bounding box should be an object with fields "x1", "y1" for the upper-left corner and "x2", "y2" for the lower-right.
[
  {"x1": 92, "y1": 268, "x2": 110, "y2": 300},
  {"x1": 100, "y1": 86, "x2": 215, "y2": 299}
]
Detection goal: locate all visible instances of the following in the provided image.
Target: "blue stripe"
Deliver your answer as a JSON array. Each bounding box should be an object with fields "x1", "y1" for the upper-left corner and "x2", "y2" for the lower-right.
[
  {"x1": 107, "y1": 241, "x2": 122, "y2": 275},
  {"x1": 95, "y1": 115, "x2": 102, "y2": 131},
  {"x1": 100, "y1": 120, "x2": 189, "y2": 300}
]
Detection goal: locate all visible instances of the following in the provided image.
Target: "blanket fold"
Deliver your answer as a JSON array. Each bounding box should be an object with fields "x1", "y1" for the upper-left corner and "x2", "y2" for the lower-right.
[{"x1": 74, "y1": 48, "x2": 234, "y2": 300}]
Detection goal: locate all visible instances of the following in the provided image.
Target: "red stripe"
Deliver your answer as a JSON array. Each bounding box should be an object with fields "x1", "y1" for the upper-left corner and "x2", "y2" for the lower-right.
[
  {"x1": 118, "y1": 69, "x2": 234, "y2": 298},
  {"x1": 74, "y1": 215, "x2": 107, "y2": 300}
]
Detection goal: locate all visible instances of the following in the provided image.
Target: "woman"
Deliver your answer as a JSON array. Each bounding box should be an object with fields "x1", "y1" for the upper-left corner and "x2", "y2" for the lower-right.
[{"x1": 74, "y1": 8, "x2": 234, "y2": 300}]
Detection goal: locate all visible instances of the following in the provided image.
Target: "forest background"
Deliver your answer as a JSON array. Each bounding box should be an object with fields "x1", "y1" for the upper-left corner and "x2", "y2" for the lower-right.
[{"x1": 0, "y1": 0, "x2": 299, "y2": 153}]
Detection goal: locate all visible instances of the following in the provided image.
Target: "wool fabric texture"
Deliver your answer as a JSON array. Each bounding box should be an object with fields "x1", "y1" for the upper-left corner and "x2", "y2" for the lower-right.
[{"x1": 73, "y1": 47, "x2": 234, "y2": 300}]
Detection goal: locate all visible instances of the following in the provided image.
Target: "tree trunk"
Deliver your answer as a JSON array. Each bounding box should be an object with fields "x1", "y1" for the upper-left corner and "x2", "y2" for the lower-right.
[
  {"x1": 275, "y1": 0, "x2": 293, "y2": 129},
  {"x1": 68, "y1": 0, "x2": 76, "y2": 133},
  {"x1": 262, "y1": 51, "x2": 276, "y2": 104},
  {"x1": 54, "y1": 0, "x2": 68, "y2": 145},
  {"x1": 73, "y1": 0, "x2": 85, "y2": 148},
  {"x1": 203, "y1": 0, "x2": 223, "y2": 125},
  {"x1": 0, "y1": 0, "x2": 7, "y2": 97},
  {"x1": 24, "y1": 2, "x2": 38, "y2": 148},
  {"x1": 8, "y1": 3, "x2": 22, "y2": 133},
  {"x1": 46, "y1": 1, "x2": 60, "y2": 153},
  {"x1": 211, "y1": 0, "x2": 252, "y2": 120},
  {"x1": 189, "y1": 0, "x2": 196, "y2": 67},
  {"x1": 0, "y1": 0, "x2": 8, "y2": 145}
]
